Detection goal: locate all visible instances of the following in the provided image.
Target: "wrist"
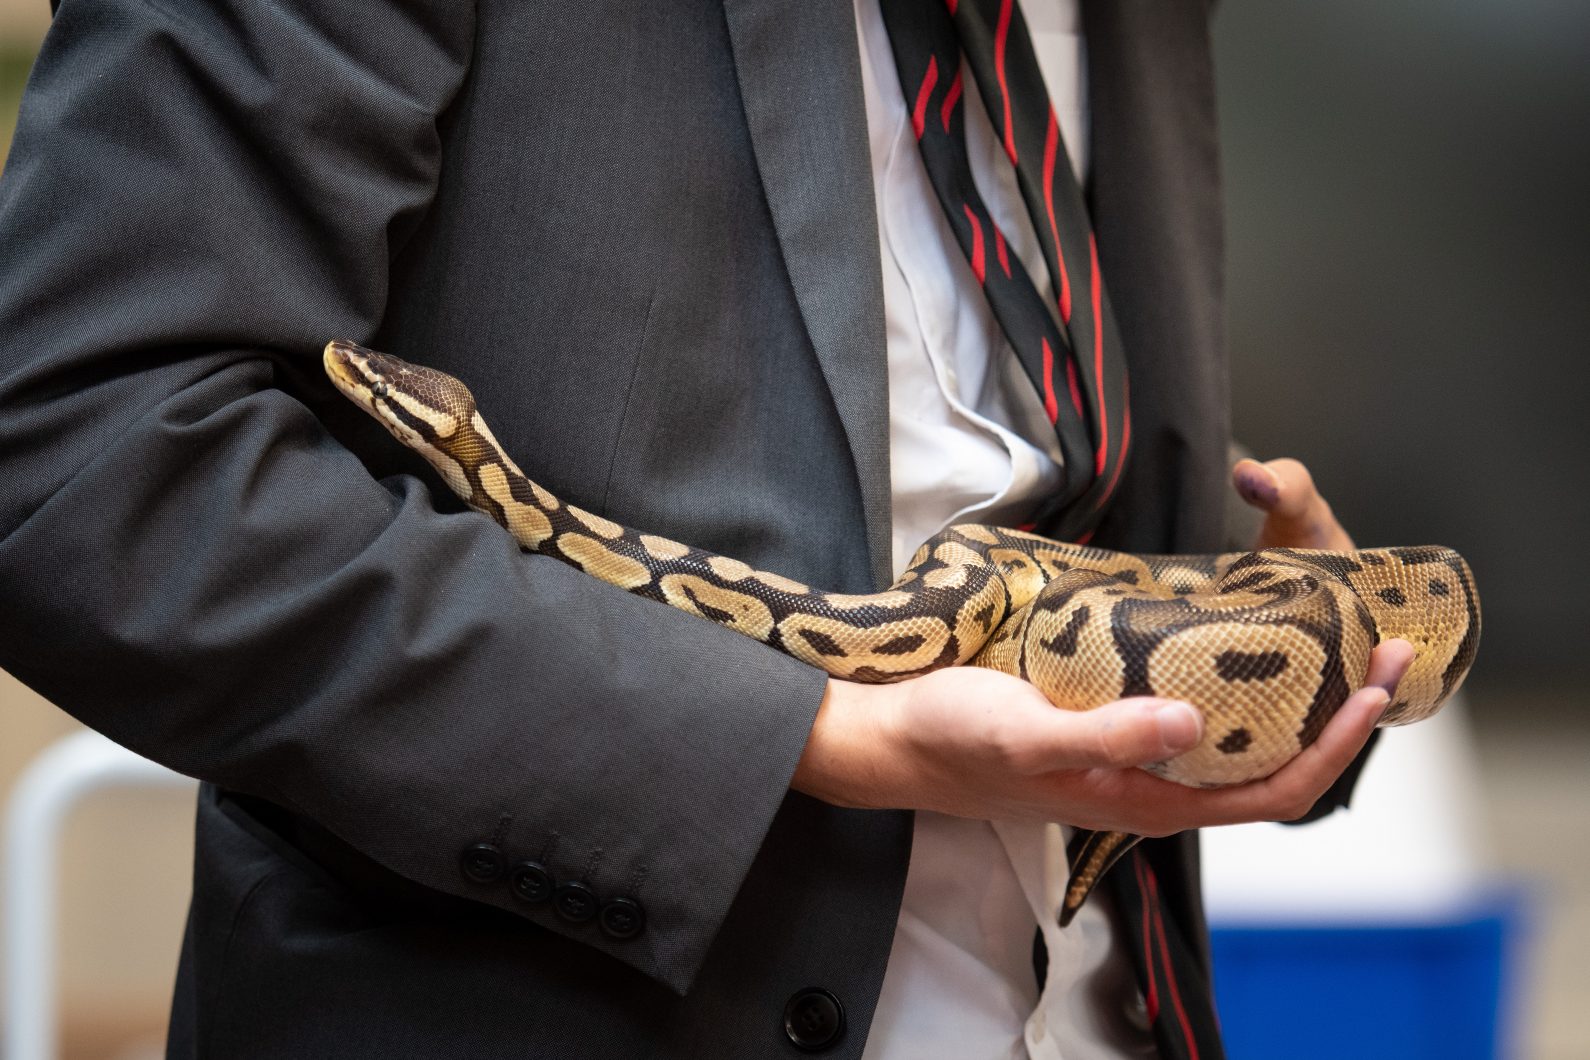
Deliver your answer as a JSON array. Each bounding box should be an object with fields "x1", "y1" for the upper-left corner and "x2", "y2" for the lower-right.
[{"x1": 791, "y1": 678, "x2": 900, "y2": 810}]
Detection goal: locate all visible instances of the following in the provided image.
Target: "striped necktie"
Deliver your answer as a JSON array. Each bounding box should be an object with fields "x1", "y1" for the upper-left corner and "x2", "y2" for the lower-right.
[
  {"x1": 877, "y1": 0, "x2": 1131, "y2": 544},
  {"x1": 1109, "y1": 847, "x2": 1227, "y2": 1059}
]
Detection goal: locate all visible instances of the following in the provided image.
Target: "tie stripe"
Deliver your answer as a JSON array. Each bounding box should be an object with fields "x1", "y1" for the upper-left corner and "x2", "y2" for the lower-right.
[
  {"x1": 962, "y1": 204, "x2": 987, "y2": 283},
  {"x1": 993, "y1": 0, "x2": 1018, "y2": 164},
  {"x1": 993, "y1": 223, "x2": 1011, "y2": 278},
  {"x1": 1088, "y1": 233, "x2": 1107, "y2": 477},
  {"x1": 1135, "y1": 855, "x2": 1161, "y2": 1023},
  {"x1": 912, "y1": 56, "x2": 939, "y2": 140},
  {"x1": 939, "y1": 67, "x2": 964, "y2": 132},
  {"x1": 1040, "y1": 109, "x2": 1072, "y2": 324},
  {"x1": 1040, "y1": 338, "x2": 1059, "y2": 424}
]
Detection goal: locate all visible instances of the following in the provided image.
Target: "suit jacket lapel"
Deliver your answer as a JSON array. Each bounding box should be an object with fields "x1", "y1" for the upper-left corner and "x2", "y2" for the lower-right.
[
  {"x1": 1081, "y1": 0, "x2": 1230, "y2": 559},
  {"x1": 723, "y1": 0, "x2": 894, "y2": 590}
]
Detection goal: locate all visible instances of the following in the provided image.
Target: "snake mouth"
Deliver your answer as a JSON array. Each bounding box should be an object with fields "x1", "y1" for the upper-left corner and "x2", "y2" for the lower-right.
[
  {"x1": 323, "y1": 339, "x2": 379, "y2": 397},
  {"x1": 323, "y1": 339, "x2": 411, "y2": 420}
]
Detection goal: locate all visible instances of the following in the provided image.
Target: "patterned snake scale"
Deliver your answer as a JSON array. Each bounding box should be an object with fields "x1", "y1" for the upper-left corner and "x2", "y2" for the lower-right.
[{"x1": 324, "y1": 340, "x2": 1481, "y2": 924}]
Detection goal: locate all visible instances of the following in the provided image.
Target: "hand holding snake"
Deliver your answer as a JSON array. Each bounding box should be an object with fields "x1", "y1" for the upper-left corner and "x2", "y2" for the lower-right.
[{"x1": 324, "y1": 340, "x2": 1479, "y2": 923}]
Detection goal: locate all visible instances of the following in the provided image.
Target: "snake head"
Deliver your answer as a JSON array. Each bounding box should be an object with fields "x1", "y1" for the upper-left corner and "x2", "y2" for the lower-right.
[
  {"x1": 324, "y1": 340, "x2": 477, "y2": 439},
  {"x1": 322, "y1": 339, "x2": 483, "y2": 496}
]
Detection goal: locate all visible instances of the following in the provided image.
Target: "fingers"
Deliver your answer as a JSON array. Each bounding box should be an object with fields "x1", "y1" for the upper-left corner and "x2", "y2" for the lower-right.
[
  {"x1": 1120, "y1": 692, "x2": 1382, "y2": 830},
  {"x1": 1232, "y1": 457, "x2": 1309, "y2": 517},
  {"x1": 1261, "y1": 683, "x2": 1390, "y2": 815},
  {"x1": 1039, "y1": 640, "x2": 1417, "y2": 831},
  {"x1": 1010, "y1": 696, "x2": 1204, "y2": 773},
  {"x1": 1187, "y1": 639, "x2": 1416, "y2": 826},
  {"x1": 1364, "y1": 638, "x2": 1416, "y2": 697},
  {"x1": 870, "y1": 640, "x2": 1418, "y2": 830},
  {"x1": 1233, "y1": 457, "x2": 1355, "y2": 550},
  {"x1": 1232, "y1": 456, "x2": 1285, "y2": 511}
]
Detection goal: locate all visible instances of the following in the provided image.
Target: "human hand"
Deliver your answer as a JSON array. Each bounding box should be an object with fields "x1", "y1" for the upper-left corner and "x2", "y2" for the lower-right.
[
  {"x1": 1233, "y1": 456, "x2": 1356, "y2": 551},
  {"x1": 791, "y1": 638, "x2": 1413, "y2": 834}
]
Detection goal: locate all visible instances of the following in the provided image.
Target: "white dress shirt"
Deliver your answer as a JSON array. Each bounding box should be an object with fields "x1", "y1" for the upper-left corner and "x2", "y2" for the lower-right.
[{"x1": 855, "y1": 1, "x2": 1156, "y2": 1057}]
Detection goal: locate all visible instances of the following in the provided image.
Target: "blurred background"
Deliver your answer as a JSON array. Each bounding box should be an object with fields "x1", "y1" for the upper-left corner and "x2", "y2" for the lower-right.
[
  {"x1": 1, "y1": 0, "x2": 1585, "y2": 1057},
  {"x1": 1212, "y1": 5, "x2": 1588, "y2": 1058}
]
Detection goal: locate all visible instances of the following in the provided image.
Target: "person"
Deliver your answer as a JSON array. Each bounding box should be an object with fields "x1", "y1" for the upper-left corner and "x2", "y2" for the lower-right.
[{"x1": 0, "y1": 1, "x2": 1408, "y2": 1057}]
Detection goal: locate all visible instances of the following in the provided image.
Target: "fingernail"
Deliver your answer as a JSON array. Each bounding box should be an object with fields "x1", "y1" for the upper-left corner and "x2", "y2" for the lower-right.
[
  {"x1": 1367, "y1": 689, "x2": 1392, "y2": 725},
  {"x1": 1154, "y1": 701, "x2": 1202, "y2": 752},
  {"x1": 1235, "y1": 466, "x2": 1279, "y2": 507},
  {"x1": 1376, "y1": 641, "x2": 1415, "y2": 697}
]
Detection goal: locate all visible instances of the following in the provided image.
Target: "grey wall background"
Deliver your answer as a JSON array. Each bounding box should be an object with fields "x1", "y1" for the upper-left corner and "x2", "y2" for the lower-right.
[{"x1": 1213, "y1": 1, "x2": 1590, "y2": 702}]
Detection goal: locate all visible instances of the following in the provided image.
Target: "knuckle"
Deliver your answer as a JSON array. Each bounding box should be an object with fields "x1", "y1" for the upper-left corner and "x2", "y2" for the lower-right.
[
  {"x1": 988, "y1": 714, "x2": 1038, "y2": 773},
  {"x1": 1279, "y1": 797, "x2": 1315, "y2": 822},
  {"x1": 1274, "y1": 456, "x2": 1310, "y2": 484},
  {"x1": 1093, "y1": 723, "x2": 1139, "y2": 769},
  {"x1": 1124, "y1": 805, "x2": 1178, "y2": 838}
]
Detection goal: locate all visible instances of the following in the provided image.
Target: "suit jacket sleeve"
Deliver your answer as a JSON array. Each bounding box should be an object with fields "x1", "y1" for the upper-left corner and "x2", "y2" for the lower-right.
[{"x1": 0, "y1": 0, "x2": 827, "y2": 994}]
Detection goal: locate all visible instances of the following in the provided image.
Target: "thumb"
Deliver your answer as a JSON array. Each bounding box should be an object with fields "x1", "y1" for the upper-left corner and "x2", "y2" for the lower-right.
[
  {"x1": 1019, "y1": 697, "x2": 1204, "y2": 773},
  {"x1": 1235, "y1": 457, "x2": 1355, "y2": 550}
]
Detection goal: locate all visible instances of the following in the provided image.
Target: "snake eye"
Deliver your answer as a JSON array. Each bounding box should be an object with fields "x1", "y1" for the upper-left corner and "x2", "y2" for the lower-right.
[{"x1": 371, "y1": 380, "x2": 389, "y2": 399}]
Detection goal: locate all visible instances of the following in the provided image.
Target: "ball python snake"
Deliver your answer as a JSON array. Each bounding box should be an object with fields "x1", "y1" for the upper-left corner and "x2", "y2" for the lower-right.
[{"x1": 323, "y1": 339, "x2": 1481, "y2": 924}]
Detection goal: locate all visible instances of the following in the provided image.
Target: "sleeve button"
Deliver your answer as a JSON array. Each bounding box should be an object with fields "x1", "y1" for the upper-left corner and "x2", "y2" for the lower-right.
[
  {"x1": 598, "y1": 896, "x2": 646, "y2": 940},
  {"x1": 783, "y1": 988, "x2": 845, "y2": 1051},
  {"x1": 459, "y1": 842, "x2": 505, "y2": 884},
  {"x1": 509, "y1": 861, "x2": 554, "y2": 904},
  {"x1": 553, "y1": 880, "x2": 599, "y2": 923}
]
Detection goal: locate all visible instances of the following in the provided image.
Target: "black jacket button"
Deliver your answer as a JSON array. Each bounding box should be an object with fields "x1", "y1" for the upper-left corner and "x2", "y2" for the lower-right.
[
  {"x1": 553, "y1": 880, "x2": 598, "y2": 923},
  {"x1": 598, "y1": 897, "x2": 646, "y2": 940},
  {"x1": 510, "y1": 861, "x2": 553, "y2": 904},
  {"x1": 783, "y1": 988, "x2": 844, "y2": 1052},
  {"x1": 459, "y1": 842, "x2": 505, "y2": 884}
]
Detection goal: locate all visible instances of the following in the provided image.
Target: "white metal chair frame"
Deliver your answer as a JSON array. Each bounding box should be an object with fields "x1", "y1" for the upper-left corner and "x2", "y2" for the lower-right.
[{"x1": 3, "y1": 730, "x2": 195, "y2": 1060}]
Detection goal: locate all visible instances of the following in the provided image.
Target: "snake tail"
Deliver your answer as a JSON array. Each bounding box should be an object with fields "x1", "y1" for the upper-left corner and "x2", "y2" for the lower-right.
[{"x1": 1060, "y1": 829, "x2": 1143, "y2": 927}]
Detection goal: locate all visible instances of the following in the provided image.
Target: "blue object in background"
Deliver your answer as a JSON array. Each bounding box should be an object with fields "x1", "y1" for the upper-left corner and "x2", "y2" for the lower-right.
[{"x1": 1209, "y1": 890, "x2": 1529, "y2": 1060}]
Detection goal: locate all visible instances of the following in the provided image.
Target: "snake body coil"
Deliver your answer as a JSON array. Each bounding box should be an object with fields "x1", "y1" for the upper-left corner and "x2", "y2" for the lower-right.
[{"x1": 324, "y1": 340, "x2": 1480, "y2": 921}]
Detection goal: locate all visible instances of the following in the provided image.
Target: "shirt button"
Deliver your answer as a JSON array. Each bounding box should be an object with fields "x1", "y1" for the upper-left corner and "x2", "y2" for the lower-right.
[
  {"x1": 553, "y1": 880, "x2": 599, "y2": 923},
  {"x1": 598, "y1": 896, "x2": 646, "y2": 940},
  {"x1": 783, "y1": 988, "x2": 845, "y2": 1052},
  {"x1": 1126, "y1": 991, "x2": 1151, "y2": 1032},
  {"x1": 509, "y1": 861, "x2": 553, "y2": 904},
  {"x1": 459, "y1": 842, "x2": 505, "y2": 884}
]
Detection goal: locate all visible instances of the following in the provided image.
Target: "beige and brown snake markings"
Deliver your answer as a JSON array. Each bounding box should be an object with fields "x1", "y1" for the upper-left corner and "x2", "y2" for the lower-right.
[{"x1": 324, "y1": 340, "x2": 1481, "y2": 924}]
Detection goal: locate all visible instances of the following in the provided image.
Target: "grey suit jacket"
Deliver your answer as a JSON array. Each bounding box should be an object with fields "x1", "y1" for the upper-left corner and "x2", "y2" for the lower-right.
[{"x1": 0, "y1": 0, "x2": 1236, "y2": 1055}]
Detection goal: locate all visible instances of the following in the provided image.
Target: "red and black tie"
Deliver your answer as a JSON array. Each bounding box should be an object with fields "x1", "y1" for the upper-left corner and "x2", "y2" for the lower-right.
[
  {"x1": 877, "y1": 0, "x2": 1131, "y2": 544},
  {"x1": 1110, "y1": 849, "x2": 1227, "y2": 1060}
]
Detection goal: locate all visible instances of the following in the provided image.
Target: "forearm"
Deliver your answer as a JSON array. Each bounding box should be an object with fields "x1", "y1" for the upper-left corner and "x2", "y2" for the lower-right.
[{"x1": 0, "y1": 396, "x2": 827, "y2": 985}]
